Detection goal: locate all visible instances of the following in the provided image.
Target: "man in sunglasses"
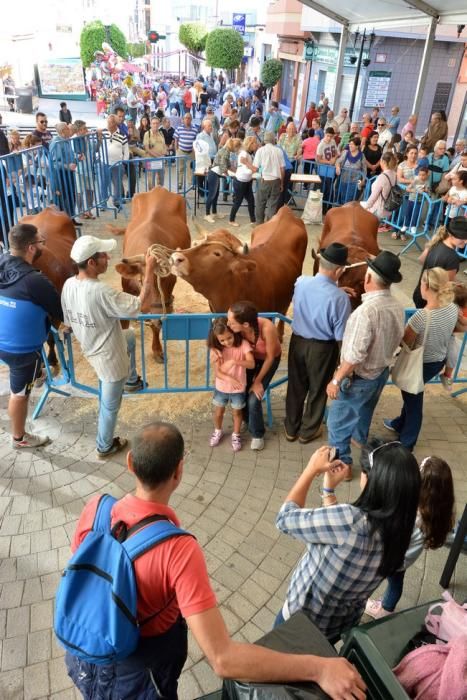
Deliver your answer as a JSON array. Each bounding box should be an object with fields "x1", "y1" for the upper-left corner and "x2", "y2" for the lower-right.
[
  {"x1": 0, "y1": 224, "x2": 62, "y2": 448},
  {"x1": 33, "y1": 112, "x2": 53, "y2": 150}
]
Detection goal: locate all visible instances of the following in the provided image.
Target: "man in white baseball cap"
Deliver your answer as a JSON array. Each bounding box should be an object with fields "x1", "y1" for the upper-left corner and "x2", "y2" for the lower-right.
[{"x1": 62, "y1": 236, "x2": 157, "y2": 458}]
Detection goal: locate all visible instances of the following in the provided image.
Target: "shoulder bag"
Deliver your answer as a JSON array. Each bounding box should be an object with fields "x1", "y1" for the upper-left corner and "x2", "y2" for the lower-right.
[{"x1": 391, "y1": 310, "x2": 431, "y2": 394}]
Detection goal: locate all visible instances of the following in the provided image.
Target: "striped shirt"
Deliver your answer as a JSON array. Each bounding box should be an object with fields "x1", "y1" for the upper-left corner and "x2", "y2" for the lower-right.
[
  {"x1": 277, "y1": 502, "x2": 384, "y2": 639},
  {"x1": 409, "y1": 304, "x2": 458, "y2": 363},
  {"x1": 100, "y1": 128, "x2": 129, "y2": 164},
  {"x1": 341, "y1": 290, "x2": 405, "y2": 379},
  {"x1": 174, "y1": 125, "x2": 198, "y2": 152}
]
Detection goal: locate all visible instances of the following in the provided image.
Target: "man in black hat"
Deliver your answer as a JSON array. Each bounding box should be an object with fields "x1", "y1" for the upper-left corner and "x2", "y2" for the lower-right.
[
  {"x1": 325, "y1": 251, "x2": 405, "y2": 476},
  {"x1": 285, "y1": 243, "x2": 352, "y2": 443},
  {"x1": 413, "y1": 216, "x2": 467, "y2": 306}
]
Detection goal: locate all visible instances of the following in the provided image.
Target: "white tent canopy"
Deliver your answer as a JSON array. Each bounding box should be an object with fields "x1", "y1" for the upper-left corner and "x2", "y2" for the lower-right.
[{"x1": 299, "y1": 0, "x2": 467, "y2": 30}]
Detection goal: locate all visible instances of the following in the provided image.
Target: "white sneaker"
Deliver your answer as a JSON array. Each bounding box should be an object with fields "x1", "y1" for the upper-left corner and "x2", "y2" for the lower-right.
[
  {"x1": 204, "y1": 215, "x2": 216, "y2": 224},
  {"x1": 12, "y1": 432, "x2": 50, "y2": 449},
  {"x1": 400, "y1": 225, "x2": 407, "y2": 233},
  {"x1": 250, "y1": 437, "x2": 264, "y2": 451},
  {"x1": 365, "y1": 599, "x2": 392, "y2": 619},
  {"x1": 410, "y1": 226, "x2": 417, "y2": 234}
]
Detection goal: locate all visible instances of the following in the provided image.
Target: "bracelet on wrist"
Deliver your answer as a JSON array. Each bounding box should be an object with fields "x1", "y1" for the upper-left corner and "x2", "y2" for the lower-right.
[{"x1": 322, "y1": 487, "x2": 335, "y2": 494}]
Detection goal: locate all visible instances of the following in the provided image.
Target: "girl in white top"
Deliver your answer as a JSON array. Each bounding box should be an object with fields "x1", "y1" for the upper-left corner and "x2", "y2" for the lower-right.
[
  {"x1": 360, "y1": 152, "x2": 398, "y2": 220},
  {"x1": 229, "y1": 136, "x2": 259, "y2": 226},
  {"x1": 444, "y1": 170, "x2": 467, "y2": 218}
]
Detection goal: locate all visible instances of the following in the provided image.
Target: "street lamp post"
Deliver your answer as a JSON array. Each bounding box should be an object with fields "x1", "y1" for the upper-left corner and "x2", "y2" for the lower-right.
[{"x1": 348, "y1": 28, "x2": 375, "y2": 120}]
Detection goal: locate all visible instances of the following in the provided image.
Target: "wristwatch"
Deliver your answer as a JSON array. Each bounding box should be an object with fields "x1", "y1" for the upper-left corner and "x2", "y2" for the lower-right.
[{"x1": 331, "y1": 378, "x2": 341, "y2": 387}]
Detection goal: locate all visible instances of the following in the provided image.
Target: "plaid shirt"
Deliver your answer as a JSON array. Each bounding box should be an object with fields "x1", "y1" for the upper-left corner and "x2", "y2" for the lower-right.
[
  {"x1": 277, "y1": 501, "x2": 384, "y2": 639},
  {"x1": 341, "y1": 290, "x2": 404, "y2": 379}
]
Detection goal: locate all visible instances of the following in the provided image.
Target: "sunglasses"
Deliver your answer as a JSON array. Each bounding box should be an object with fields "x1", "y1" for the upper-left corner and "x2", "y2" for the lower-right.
[
  {"x1": 368, "y1": 441, "x2": 401, "y2": 469},
  {"x1": 39, "y1": 120, "x2": 48, "y2": 125},
  {"x1": 378, "y1": 123, "x2": 385, "y2": 126},
  {"x1": 32, "y1": 238, "x2": 46, "y2": 245}
]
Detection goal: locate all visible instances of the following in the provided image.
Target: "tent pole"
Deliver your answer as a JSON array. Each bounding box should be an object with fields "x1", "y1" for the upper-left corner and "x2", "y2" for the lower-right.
[
  {"x1": 412, "y1": 17, "x2": 437, "y2": 115},
  {"x1": 333, "y1": 26, "x2": 349, "y2": 112}
]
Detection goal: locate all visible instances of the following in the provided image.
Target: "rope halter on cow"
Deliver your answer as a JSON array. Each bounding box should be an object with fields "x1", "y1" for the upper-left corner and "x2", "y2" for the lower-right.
[
  {"x1": 147, "y1": 243, "x2": 175, "y2": 317},
  {"x1": 144, "y1": 237, "x2": 245, "y2": 315}
]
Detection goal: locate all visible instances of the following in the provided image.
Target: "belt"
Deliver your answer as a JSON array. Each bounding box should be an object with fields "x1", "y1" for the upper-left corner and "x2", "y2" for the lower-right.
[
  {"x1": 293, "y1": 333, "x2": 336, "y2": 344},
  {"x1": 260, "y1": 177, "x2": 280, "y2": 182},
  {"x1": 179, "y1": 149, "x2": 193, "y2": 154}
]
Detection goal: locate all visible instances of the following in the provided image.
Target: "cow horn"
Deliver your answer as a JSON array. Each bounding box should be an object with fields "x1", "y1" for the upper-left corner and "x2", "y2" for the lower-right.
[
  {"x1": 241, "y1": 243, "x2": 249, "y2": 254},
  {"x1": 121, "y1": 254, "x2": 145, "y2": 265}
]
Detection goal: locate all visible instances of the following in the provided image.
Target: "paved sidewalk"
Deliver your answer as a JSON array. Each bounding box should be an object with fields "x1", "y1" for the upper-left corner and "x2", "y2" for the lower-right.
[
  {"x1": 0, "y1": 383, "x2": 465, "y2": 699},
  {"x1": 0, "y1": 211, "x2": 466, "y2": 699}
]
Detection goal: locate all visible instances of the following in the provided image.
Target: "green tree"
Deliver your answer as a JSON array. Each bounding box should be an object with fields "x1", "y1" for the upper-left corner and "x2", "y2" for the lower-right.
[
  {"x1": 261, "y1": 58, "x2": 283, "y2": 89},
  {"x1": 178, "y1": 23, "x2": 208, "y2": 76},
  {"x1": 80, "y1": 21, "x2": 128, "y2": 68},
  {"x1": 205, "y1": 28, "x2": 244, "y2": 73},
  {"x1": 127, "y1": 42, "x2": 147, "y2": 59}
]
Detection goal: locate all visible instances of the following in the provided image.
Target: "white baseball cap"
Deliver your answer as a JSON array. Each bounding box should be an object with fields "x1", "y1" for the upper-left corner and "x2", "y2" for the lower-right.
[{"x1": 70, "y1": 235, "x2": 117, "y2": 263}]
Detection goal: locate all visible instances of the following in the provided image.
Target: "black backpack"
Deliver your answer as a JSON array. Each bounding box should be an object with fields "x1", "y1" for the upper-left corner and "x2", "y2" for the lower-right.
[{"x1": 383, "y1": 172, "x2": 404, "y2": 212}]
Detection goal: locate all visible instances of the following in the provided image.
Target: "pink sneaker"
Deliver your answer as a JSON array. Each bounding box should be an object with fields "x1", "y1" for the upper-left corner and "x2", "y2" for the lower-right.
[
  {"x1": 209, "y1": 429, "x2": 223, "y2": 447},
  {"x1": 231, "y1": 433, "x2": 242, "y2": 452},
  {"x1": 365, "y1": 599, "x2": 392, "y2": 619}
]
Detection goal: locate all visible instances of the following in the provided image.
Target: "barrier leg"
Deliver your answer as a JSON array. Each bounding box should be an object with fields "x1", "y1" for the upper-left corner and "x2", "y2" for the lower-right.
[{"x1": 32, "y1": 384, "x2": 71, "y2": 420}]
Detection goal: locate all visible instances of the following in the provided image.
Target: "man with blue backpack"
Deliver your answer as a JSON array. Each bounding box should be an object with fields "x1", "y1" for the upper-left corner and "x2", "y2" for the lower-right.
[{"x1": 56, "y1": 421, "x2": 366, "y2": 700}]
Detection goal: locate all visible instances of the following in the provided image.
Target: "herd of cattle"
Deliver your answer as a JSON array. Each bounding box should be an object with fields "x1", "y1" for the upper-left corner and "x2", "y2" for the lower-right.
[{"x1": 22, "y1": 188, "x2": 381, "y2": 364}]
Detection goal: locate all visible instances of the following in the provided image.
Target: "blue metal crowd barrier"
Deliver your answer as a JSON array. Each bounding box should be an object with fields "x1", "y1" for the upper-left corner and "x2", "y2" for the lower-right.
[
  {"x1": 362, "y1": 180, "x2": 467, "y2": 259},
  {"x1": 27, "y1": 311, "x2": 467, "y2": 422},
  {"x1": 107, "y1": 155, "x2": 196, "y2": 215},
  {"x1": 293, "y1": 160, "x2": 365, "y2": 209},
  {"x1": 32, "y1": 313, "x2": 292, "y2": 423},
  {"x1": 0, "y1": 132, "x2": 110, "y2": 248}
]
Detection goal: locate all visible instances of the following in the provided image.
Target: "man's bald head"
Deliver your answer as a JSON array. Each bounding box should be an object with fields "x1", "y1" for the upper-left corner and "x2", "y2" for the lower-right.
[{"x1": 130, "y1": 422, "x2": 184, "y2": 489}]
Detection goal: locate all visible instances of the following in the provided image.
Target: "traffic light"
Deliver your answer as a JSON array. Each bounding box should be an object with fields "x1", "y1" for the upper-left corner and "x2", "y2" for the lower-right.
[{"x1": 148, "y1": 30, "x2": 160, "y2": 43}]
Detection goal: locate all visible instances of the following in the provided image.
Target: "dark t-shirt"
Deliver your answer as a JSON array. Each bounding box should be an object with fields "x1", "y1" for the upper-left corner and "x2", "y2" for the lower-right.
[{"x1": 413, "y1": 242, "x2": 460, "y2": 308}]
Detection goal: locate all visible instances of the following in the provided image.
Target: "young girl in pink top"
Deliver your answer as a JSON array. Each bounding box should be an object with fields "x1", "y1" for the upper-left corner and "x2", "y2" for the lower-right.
[
  {"x1": 208, "y1": 318, "x2": 255, "y2": 452},
  {"x1": 301, "y1": 128, "x2": 321, "y2": 162}
]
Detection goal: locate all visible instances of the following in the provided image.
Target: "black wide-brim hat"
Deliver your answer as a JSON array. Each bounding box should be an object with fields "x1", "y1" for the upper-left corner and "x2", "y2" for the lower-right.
[
  {"x1": 320, "y1": 242, "x2": 348, "y2": 266},
  {"x1": 447, "y1": 216, "x2": 467, "y2": 241},
  {"x1": 366, "y1": 250, "x2": 402, "y2": 285}
]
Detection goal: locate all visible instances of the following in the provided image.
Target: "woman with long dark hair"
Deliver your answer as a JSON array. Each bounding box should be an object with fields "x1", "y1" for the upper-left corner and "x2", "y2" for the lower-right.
[
  {"x1": 276, "y1": 442, "x2": 421, "y2": 641},
  {"x1": 366, "y1": 447, "x2": 455, "y2": 618},
  {"x1": 227, "y1": 301, "x2": 281, "y2": 451}
]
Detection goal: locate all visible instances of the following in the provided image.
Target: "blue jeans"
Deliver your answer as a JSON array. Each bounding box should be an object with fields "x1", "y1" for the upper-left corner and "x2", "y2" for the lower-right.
[
  {"x1": 404, "y1": 199, "x2": 422, "y2": 228},
  {"x1": 386, "y1": 360, "x2": 444, "y2": 450},
  {"x1": 245, "y1": 355, "x2": 281, "y2": 438},
  {"x1": 381, "y1": 570, "x2": 406, "y2": 612},
  {"x1": 206, "y1": 170, "x2": 221, "y2": 215},
  {"x1": 327, "y1": 368, "x2": 390, "y2": 465},
  {"x1": 96, "y1": 330, "x2": 138, "y2": 452}
]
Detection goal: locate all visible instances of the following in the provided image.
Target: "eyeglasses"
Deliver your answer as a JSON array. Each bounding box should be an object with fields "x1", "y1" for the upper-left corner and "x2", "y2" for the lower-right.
[{"x1": 368, "y1": 441, "x2": 401, "y2": 469}]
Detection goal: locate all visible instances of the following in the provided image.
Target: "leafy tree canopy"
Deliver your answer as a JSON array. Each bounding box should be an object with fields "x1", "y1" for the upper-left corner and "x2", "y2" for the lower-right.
[
  {"x1": 205, "y1": 28, "x2": 244, "y2": 70},
  {"x1": 127, "y1": 42, "x2": 147, "y2": 59},
  {"x1": 261, "y1": 59, "x2": 283, "y2": 89},
  {"x1": 80, "y1": 21, "x2": 128, "y2": 68},
  {"x1": 178, "y1": 23, "x2": 208, "y2": 54}
]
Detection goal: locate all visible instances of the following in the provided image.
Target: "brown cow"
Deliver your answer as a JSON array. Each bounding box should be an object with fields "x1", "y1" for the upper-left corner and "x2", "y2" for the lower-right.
[
  {"x1": 19, "y1": 207, "x2": 76, "y2": 366},
  {"x1": 170, "y1": 206, "x2": 307, "y2": 315},
  {"x1": 314, "y1": 202, "x2": 380, "y2": 305},
  {"x1": 115, "y1": 187, "x2": 191, "y2": 362}
]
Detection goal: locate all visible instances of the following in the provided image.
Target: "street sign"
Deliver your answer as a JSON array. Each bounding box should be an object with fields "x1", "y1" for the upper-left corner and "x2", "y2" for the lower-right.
[{"x1": 232, "y1": 13, "x2": 246, "y2": 35}]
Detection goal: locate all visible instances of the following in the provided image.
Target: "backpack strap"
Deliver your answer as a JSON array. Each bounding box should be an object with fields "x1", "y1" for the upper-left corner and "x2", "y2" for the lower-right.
[
  {"x1": 123, "y1": 520, "x2": 192, "y2": 562},
  {"x1": 92, "y1": 494, "x2": 117, "y2": 534}
]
